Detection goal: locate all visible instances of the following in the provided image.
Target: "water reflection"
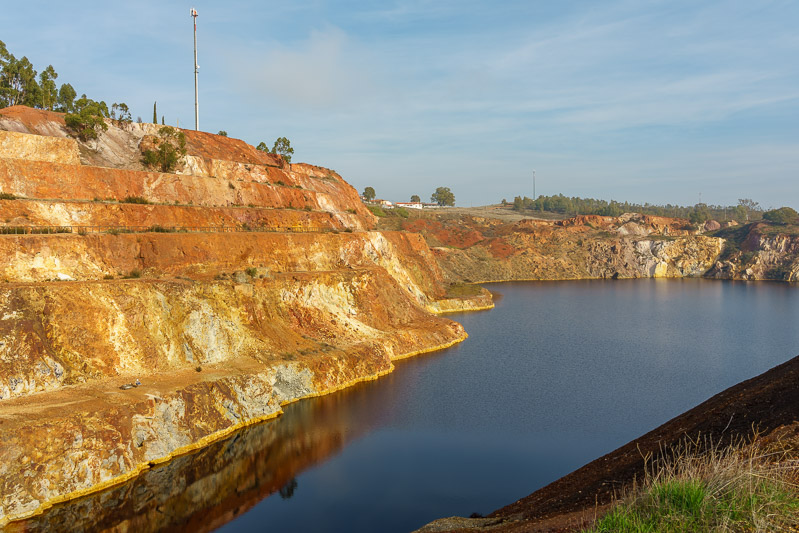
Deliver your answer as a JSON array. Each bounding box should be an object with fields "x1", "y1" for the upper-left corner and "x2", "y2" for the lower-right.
[{"x1": 7, "y1": 381, "x2": 395, "y2": 533}]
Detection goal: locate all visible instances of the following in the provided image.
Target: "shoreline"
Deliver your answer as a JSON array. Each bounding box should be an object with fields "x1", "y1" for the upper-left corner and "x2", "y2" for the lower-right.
[{"x1": 1, "y1": 331, "x2": 469, "y2": 526}]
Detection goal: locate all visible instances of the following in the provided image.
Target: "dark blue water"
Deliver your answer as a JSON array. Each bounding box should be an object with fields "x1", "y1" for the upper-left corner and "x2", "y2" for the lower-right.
[{"x1": 219, "y1": 279, "x2": 799, "y2": 532}]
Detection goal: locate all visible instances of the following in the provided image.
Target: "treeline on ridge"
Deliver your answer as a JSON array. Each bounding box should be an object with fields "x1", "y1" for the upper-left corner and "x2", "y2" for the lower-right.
[
  {"x1": 508, "y1": 194, "x2": 765, "y2": 224},
  {"x1": 0, "y1": 39, "x2": 132, "y2": 141}
]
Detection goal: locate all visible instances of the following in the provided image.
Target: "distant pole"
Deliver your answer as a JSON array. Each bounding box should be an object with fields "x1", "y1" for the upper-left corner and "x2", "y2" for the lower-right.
[{"x1": 191, "y1": 8, "x2": 199, "y2": 131}]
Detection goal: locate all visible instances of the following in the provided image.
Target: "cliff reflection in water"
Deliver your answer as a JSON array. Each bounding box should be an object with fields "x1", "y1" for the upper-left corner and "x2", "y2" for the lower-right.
[{"x1": 7, "y1": 378, "x2": 393, "y2": 533}]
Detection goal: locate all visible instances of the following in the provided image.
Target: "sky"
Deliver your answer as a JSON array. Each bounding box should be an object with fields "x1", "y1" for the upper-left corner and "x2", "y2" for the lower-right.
[{"x1": 2, "y1": 0, "x2": 797, "y2": 209}]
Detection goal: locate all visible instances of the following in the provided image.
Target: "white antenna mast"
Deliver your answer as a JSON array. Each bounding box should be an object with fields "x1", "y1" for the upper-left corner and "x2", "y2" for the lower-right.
[{"x1": 191, "y1": 8, "x2": 199, "y2": 131}]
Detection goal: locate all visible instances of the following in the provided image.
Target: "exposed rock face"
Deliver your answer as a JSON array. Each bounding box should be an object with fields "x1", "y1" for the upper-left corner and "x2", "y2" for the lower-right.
[
  {"x1": 706, "y1": 223, "x2": 799, "y2": 282},
  {"x1": 0, "y1": 106, "x2": 483, "y2": 524},
  {"x1": 398, "y1": 213, "x2": 796, "y2": 283}
]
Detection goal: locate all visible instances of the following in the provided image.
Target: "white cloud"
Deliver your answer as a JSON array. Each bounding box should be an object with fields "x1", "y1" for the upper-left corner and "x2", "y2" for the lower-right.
[{"x1": 229, "y1": 27, "x2": 383, "y2": 110}]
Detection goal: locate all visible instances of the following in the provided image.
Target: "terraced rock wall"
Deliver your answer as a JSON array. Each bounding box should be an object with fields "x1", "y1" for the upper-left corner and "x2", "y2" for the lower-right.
[{"x1": 0, "y1": 106, "x2": 485, "y2": 524}]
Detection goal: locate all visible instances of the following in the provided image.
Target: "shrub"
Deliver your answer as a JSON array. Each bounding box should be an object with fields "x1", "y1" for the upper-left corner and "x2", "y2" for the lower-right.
[
  {"x1": 64, "y1": 98, "x2": 109, "y2": 141},
  {"x1": 393, "y1": 207, "x2": 409, "y2": 218},
  {"x1": 367, "y1": 205, "x2": 386, "y2": 217},
  {"x1": 142, "y1": 126, "x2": 187, "y2": 172},
  {"x1": 245, "y1": 267, "x2": 258, "y2": 277},
  {"x1": 763, "y1": 207, "x2": 798, "y2": 225},
  {"x1": 123, "y1": 196, "x2": 151, "y2": 204},
  {"x1": 125, "y1": 269, "x2": 142, "y2": 279},
  {"x1": 228, "y1": 182, "x2": 236, "y2": 190},
  {"x1": 0, "y1": 192, "x2": 17, "y2": 200}
]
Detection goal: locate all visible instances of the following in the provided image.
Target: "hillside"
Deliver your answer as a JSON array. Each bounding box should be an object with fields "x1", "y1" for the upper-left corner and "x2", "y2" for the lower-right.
[
  {"x1": 0, "y1": 106, "x2": 491, "y2": 524},
  {"x1": 383, "y1": 210, "x2": 799, "y2": 283}
]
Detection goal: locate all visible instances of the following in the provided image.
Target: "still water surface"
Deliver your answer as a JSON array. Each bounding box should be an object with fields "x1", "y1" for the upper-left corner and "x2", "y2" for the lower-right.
[
  {"x1": 223, "y1": 279, "x2": 799, "y2": 532},
  {"x1": 15, "y1": 279, "x2": 799, "y2": 532}
]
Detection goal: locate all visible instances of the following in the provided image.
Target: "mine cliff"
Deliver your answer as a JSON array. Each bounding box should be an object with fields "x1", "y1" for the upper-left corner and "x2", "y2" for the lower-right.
[
  {"x1": 393, "y1": 212, "x2": 799, "y2": 283},
  {"x1": 0, "y1": 106, "x2": 487, "y2": 524},
  {"x1": 1, "y1": 104, "x2": 796, "y2": 527}
]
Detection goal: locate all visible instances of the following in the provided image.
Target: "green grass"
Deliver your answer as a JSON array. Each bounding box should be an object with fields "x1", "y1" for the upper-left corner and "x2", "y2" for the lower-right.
[{"x1": 585, "y1": 439, "x2": 799, "y2": 533}]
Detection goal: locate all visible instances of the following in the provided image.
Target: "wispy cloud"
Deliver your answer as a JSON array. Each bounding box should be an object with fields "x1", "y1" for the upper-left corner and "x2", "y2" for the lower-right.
[{"x1": 1, "y1": 0, "x2": 797, "y2": 208}]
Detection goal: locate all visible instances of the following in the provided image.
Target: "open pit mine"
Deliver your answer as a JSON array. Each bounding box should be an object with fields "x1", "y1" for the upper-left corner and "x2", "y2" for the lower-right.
[
  {"x1": 0, "y1": 106, "x2": 491, "y2": 524},
  {"x1": 1, "y1": 105, "x2": 797, "y2": 530}
]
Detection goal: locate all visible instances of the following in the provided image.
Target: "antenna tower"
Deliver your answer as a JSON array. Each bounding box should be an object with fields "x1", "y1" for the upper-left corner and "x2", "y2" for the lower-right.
[{"x1": 191, "y1": 8, "x2": 199, "y2": 131}]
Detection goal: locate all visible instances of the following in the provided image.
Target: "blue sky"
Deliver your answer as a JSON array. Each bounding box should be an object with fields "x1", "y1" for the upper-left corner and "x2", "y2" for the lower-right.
[{"x1": 2, "y1": 1, "x2": 797, "y2": 208}]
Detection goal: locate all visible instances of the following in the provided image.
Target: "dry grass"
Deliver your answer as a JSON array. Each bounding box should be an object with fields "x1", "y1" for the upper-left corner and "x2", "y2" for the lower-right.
[{"x1": 586, "y1": 436, "x2": 799, "y2": 532}]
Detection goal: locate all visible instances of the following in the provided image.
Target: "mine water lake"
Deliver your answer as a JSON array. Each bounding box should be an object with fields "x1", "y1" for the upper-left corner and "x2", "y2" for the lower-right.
[{"x1": 18, "y1": 279, "x2": 799, "y2": 532}]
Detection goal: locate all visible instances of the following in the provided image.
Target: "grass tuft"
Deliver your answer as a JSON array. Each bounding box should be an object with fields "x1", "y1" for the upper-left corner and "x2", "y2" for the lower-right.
[{"x1": 585, "y1": 437, "x2": 799, "y2": 533}]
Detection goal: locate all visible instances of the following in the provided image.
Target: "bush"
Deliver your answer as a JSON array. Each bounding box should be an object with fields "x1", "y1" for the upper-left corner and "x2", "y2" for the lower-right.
[
  {"x1": 763, "y1": 207, "x2": 798, "y2": 225},
  {"x1": 123, "y1": 196, "x2": 151, "y2": 204},
  {"x1": 245, "y1": 267, "x2": 258, "y2": 277},
  {"x1": 0, "y1": 192, "x2": 17, "y2": 200},
  {"x1": 64, "y1": 98, "x2": 109, "y2": 141},
  {"x1": 367, "y1": 205, "x2": 386, "y2": 217},
  {"x1": 142, "y1": 126, "x2": 188, "y2": 172},
  {"x1": 392, "y1": 207, "x2": 409, "y2": 218}
]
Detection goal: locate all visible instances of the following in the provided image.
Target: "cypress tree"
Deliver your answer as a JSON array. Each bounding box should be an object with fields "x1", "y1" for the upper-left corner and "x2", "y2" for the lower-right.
[
  {"x1": 161, "y1": 116, "x2": 165, "y2": 125},
  {"x1": 153, "y1": 102, "x2": 157, "y2": 123}
]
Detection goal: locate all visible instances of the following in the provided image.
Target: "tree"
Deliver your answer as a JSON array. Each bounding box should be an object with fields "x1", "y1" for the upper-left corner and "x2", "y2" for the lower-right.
[
  {"x1": 689, "y1": 203, "x2": 710, "y2": 225},
  {"x1": 38, "y1": 65, "x2": 58, "y2": 111},
  {"x1": 410, "y1": 194, "x2": 421, "y2": 202},
  {"x1": 218, "y1": 130, "x2": 228, "y2": 137},
  {"x1": 270, "y1": 137, "x2": 294, "y2": 163},
  {"x1": 57, "y1": 83, "x2": 76, "y2": 112},
  {"x1": 64, "y1": 97, "x2": 109, "y2": 141},
  {"x1": 0, "y1": 42, "x2": 39, "y2": 108},
  {"x1": 256, "y1": 141, "x2": 269, "y2": 152},
  {"x1": 731, "y1": 205, "x2": 747, "y2": 223},
  {"x1": 161, "y1": 115, "x2": 165, "y2": 125},
  {"x1": 111, "y1": 102, "x2": 132, "y2": 123},
  {"x1": 762, "y1": 207, "x2": 798, "y2": 225},
  {"x1": 737, "y1": 198, "x2": 761, "y2": 221},
  {"x1": 362, "y1": 187, "x2": 376, "y2": 201},
  {"x1": 431, "y1": 186, "x2": 455, "y2": 206},
  {"x1": 142, "y1": 126, "x2": 188, "y2": 172},
  {"x1": 153, "y1": 101, "x2": 157, "y2": 124}
]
